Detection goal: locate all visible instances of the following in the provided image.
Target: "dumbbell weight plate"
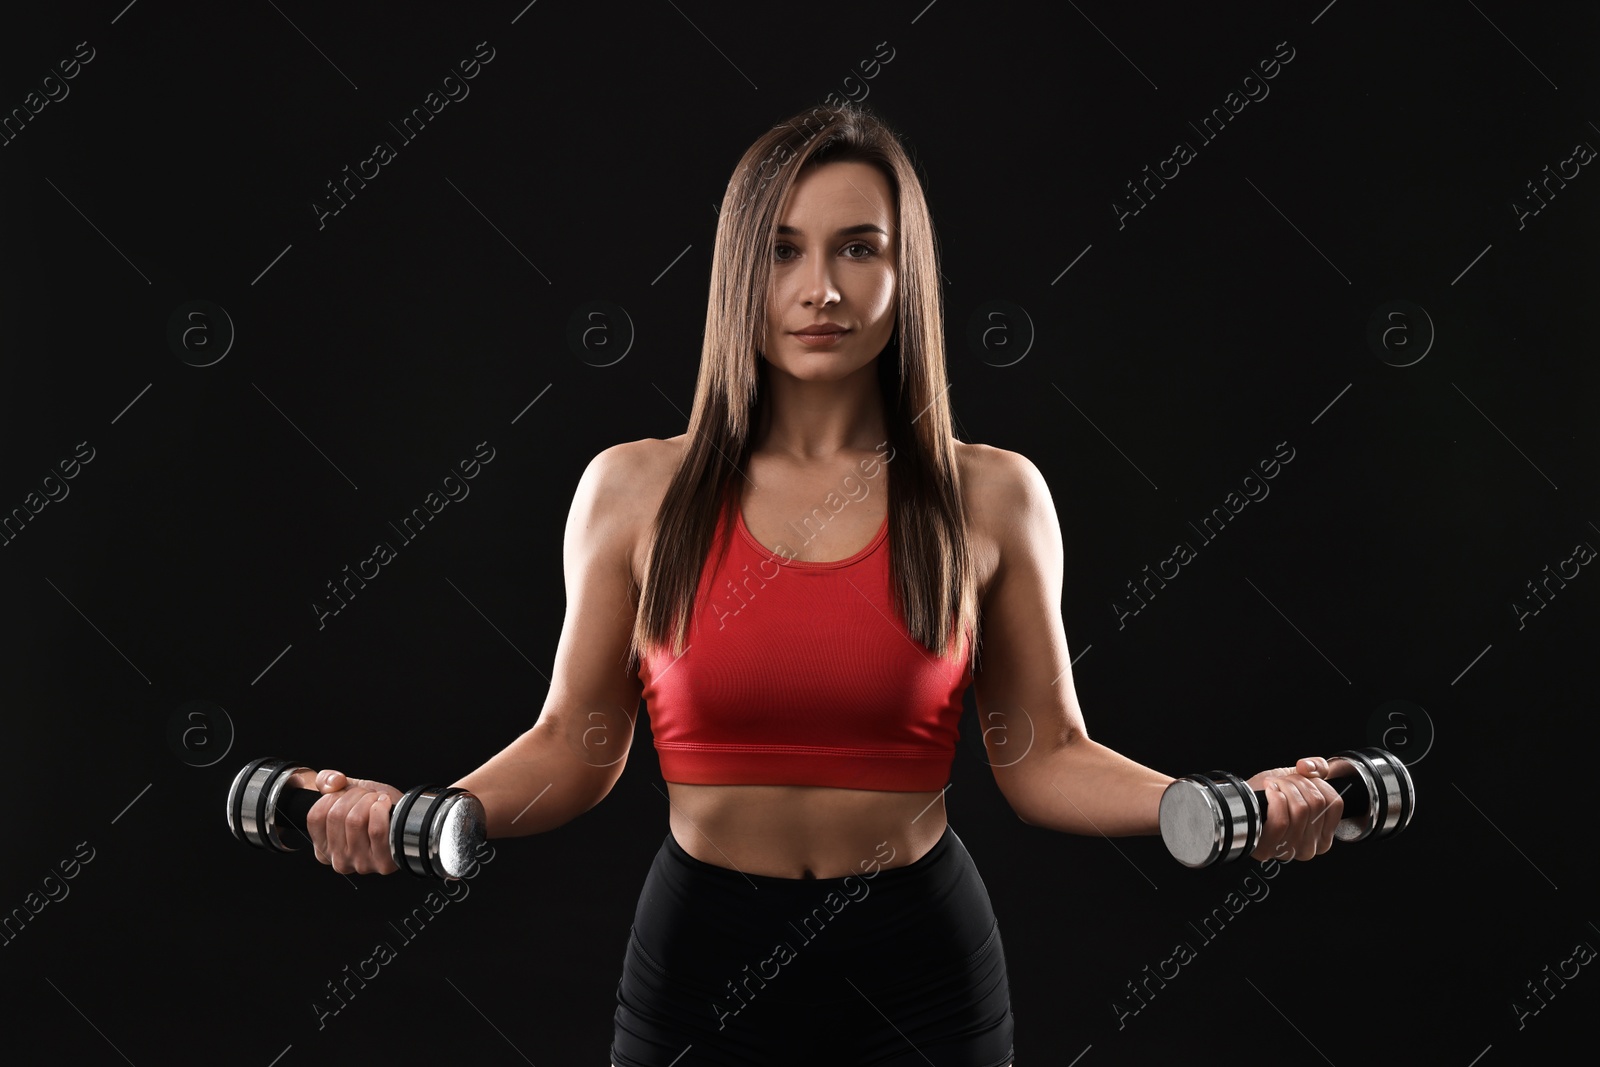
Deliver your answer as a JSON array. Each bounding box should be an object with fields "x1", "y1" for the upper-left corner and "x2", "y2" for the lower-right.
[
  {"x1": 1159, "y1": 771, "x2": 1259, "y2": 868},
  {"x1": 1329, "y1": 747, "x2": 1415, "y2": 843},
  {"x1": 389, "y1": 785, "x2": 487, "y2": 880},
  {"x1": 227, "y1": 757, "x2": 313, "y2": 852}
]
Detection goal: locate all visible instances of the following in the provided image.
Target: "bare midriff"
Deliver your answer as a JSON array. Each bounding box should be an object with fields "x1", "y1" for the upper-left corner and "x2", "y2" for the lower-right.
[{"x1": 665, "y1": 781, "x2": 948, "y2": 878}]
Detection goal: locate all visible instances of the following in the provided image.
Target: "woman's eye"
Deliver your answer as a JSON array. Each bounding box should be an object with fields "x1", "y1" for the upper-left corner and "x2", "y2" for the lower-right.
[{"x1": 773, "y1": 243, "x2": 877, "y2": 261}]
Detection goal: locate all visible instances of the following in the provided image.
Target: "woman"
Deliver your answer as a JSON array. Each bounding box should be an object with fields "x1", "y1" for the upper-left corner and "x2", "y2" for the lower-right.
[{"x1": 294, "y1": 104, "x2": 1347, "y2": 1065}]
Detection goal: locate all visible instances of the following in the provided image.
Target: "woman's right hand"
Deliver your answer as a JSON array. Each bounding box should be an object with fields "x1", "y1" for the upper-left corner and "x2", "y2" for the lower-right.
[{"x1": 285, "y1": 768, "x2": 406, "y2": 875}]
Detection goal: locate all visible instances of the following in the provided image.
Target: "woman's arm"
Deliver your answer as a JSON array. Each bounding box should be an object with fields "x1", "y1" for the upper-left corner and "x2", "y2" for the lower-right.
[
  {"x1": 449, "y1": 442, "x2": 651, "y2": 839},
  {"x1": 969, "y1": 448, "x2": 1340, "y2": 856},
  {"x1": 290, "y1": 443, "x2": 654, "y2": 874}
]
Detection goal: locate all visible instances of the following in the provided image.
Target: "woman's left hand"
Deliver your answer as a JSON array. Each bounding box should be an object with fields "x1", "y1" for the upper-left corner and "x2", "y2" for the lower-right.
[{"x1": 1244, "y1": 756, "x2": 1350, "y2": 862}]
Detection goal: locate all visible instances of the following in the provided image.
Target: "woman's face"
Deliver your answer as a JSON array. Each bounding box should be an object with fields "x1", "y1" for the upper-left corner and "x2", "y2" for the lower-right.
[{"x1": 759, "y1": 160, "x2": 897, "y2": 379}]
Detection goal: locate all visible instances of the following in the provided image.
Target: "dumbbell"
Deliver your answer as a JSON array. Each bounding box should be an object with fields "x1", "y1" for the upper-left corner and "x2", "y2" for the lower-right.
[
  {"x1": 1160, "y1": 746, "x2": 1415, "y2": 868},
  {"x1": 226, "y1": 757, "x2": 486, "y2": 879}
]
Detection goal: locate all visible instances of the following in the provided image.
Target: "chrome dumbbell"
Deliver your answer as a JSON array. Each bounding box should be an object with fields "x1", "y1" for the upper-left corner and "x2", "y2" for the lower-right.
[
  {"x1": 226, "y1": 757, "x2": 486, "y2": 879},
  {"x1": 1159, "y1": 746, "x2": 1415, "y2": 868}
]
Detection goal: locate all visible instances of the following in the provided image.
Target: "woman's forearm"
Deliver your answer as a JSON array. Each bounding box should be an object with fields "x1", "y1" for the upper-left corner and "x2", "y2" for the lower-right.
[
  {"x1": 450, "y1": 717, "x2": 623, "y2": 839},
  {"x1": 1008, "y1": 735, "x2": 1174, "y2": 836}
]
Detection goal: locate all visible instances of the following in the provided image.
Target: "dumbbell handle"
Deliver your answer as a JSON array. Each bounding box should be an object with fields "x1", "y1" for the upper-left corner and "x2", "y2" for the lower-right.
[
  {"x1": 1253, "y1": 771, "x2": 1372, "y2": 827},
  {"x1": 274, "y1": 784, "x2": 332, "y2": 849},
  {"x1": 271, "y1": 785, "x2": 456, "y2": 875}
]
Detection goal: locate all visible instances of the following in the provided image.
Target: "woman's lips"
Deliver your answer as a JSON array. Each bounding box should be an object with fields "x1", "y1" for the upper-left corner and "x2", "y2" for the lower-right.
[{"x1": 792, "y1": 329, "x2": 850, "y2": 346}]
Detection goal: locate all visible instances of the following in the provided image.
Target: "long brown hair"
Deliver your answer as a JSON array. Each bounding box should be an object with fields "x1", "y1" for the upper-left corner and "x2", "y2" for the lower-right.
[{"x1": 628, "y1": 103, "x2": 979, "y2": 674}]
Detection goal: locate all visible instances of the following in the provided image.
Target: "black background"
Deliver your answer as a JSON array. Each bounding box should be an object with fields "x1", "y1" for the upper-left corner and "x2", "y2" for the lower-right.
[{"x1": 2, "y1": 1, "x2": 1596, "y2": 1063}]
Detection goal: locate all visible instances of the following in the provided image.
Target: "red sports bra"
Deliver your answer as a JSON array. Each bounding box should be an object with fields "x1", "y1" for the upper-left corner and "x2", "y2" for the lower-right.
[{"x1": 638, "y1": 500, "x2": 973, "y2": 792}]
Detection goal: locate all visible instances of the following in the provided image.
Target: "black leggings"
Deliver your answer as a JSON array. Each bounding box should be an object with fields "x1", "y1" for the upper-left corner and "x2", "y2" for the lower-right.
[{"x1": 611, "y1": 824, "x2": 1015, "y2": 1066}]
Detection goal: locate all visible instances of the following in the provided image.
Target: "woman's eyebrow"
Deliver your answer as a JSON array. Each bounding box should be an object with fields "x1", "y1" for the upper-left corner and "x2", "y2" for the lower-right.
[{"x1": 775, "y1": 223, "x2": 888, "y2": 237}]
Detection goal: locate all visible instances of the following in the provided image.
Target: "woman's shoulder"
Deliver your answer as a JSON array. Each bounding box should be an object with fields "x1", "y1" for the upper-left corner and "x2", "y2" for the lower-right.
[
  {"x1": 955, "y1": 440, "x2": 1052, "y2": 603},
  {"x1": 592, "y1": 436, "x2": 687, "y2": 587},
  {"x1": 955, "y1": 440, "x2": 1044, "y2": 513},
  {"x1": 590, "y1": 434, "x2": 685, "y2": 486},
  {"x1": 957, "y1": 440, "x2": 1058, "y2": 530}
]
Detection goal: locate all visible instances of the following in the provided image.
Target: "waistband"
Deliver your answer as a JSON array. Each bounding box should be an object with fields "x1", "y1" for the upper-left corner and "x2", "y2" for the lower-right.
[{"x1": 636, "y1": 820, "x2": 996, "y2": 990}]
